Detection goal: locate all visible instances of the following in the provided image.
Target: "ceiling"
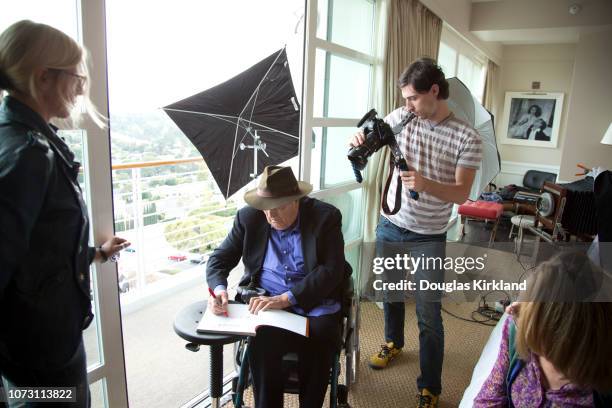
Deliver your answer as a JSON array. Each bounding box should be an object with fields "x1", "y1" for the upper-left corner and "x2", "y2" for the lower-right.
[{"x1": 469, "y1": 0, "x2": 612, "y2": 45}]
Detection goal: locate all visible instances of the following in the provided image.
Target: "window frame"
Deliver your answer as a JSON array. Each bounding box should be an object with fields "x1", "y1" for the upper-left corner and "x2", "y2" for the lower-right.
[
  {"x1": 300, "y1": 0, "x2": 378, "y2": 261},
  {"x1": 79, "y1": 1, "x2": 129, "y2": 406},
  {"x1": 301, "y1": 0, "x2": 376, "y2": 193}
]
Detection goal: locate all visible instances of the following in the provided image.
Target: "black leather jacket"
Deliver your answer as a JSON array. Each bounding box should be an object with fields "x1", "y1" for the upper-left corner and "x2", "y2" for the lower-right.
[{"x1": 0, "y1": 96, "x2": 94, "y2": 370}]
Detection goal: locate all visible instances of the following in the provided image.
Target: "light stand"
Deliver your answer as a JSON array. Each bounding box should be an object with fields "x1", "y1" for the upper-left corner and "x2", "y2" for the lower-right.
[{"x1": 239, "y1": 128, "x2": 269, "y2": 179}]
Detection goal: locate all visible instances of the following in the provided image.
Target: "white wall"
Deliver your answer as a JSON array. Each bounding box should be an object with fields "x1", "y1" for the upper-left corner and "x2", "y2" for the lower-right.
[
  {"x1": 495, "y1": 44, "x2": 576, "y2": 175},
  {"x1": 471, "y1": 0, "x2": 612, "y2": 32},
  {"x1": 559, "y1": 29, "x2": 612, "y2": 181}
]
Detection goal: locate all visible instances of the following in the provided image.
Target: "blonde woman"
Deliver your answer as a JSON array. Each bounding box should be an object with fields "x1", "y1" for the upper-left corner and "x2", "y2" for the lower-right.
[
  {"x1": 0, "y1": 20, "x2": 128, "y2": 407},
  {"x1": 474, "y1": 252, "x2": 612, "y2": 407}
]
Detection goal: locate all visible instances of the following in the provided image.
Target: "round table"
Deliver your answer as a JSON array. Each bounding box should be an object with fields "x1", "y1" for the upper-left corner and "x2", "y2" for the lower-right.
[{"x1": 173, "y1": 301, "x2": 244, "y2": 408}]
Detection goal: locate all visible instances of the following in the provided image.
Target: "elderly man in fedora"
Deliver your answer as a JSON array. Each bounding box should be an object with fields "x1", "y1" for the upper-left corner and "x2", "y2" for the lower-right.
[{"x1": 206, "y1": 165, "x2": 350, "y2": 408}]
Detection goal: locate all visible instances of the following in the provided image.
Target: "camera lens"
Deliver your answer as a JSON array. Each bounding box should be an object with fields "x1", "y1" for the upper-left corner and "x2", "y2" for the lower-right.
[{"x1": 347, "y1": 145, "x2": 370, "y2": 170}]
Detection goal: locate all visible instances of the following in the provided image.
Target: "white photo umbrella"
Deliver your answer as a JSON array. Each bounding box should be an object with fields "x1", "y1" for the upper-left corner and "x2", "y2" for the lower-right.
[{"x1": 447, "y1": 77, "x2": 501, "y2": 200}]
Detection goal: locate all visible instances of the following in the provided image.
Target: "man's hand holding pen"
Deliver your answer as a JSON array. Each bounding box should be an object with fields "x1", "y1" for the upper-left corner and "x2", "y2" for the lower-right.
[{"x1": 208, "y1": 287, "x2": 229, "y2": 316}]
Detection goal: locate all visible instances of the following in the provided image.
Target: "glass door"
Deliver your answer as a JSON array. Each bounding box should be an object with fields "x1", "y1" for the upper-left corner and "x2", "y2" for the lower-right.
[
  {"x1": 103, "y1": 1, "x2": 305, "y2": 406},
  {"x1": 0, "y1": 2, "x2": 129, "y2": 406}
]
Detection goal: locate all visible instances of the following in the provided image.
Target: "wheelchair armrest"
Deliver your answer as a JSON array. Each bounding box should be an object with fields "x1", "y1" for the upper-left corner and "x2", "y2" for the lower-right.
[
  {"x1": 235, "y1": 286, "x2": 267, "y2": 304},
  {"x1": 342, "y1": 278, "x2": 355, "y2": 315}
]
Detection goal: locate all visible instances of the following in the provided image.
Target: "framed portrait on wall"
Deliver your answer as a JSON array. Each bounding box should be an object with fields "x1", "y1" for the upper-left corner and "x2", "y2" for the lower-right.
[{"x1": 499, "y1": 92, "x2": 564, "y2": 148}]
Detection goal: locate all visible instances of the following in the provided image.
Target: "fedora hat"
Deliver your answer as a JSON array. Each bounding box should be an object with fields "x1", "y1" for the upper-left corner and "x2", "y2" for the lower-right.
[{"x1": 244, "y1": 166, "x2": 312, "y2": 210}]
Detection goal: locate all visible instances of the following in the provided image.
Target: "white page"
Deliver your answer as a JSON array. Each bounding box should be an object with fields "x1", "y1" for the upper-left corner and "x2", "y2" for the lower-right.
[
  {"x1": 197, "y1": 304, "x2": 257, "y2": 335},
  {"x1": 257, "y1": 309, "x2": 308, "y2": 337},
  {"x1": 196, "y1": 304, "x2": 308, "y2": 337}
]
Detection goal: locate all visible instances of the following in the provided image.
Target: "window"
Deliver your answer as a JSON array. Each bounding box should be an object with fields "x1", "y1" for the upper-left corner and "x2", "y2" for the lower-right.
[
  {"x1": 314, "y1": 50, "x2": 372, "y2": 119},
  {"x1": 104, "y1": 0, "x2": 305, "y2": 406},
  {"x1": 439, "y1": 25, "x2": 486, "y2": 103},
  {"x1": 317, "y1": 0, "x2": 375, "y2": 55},
  {"x1": 305, "y1": 0, "x2": 376, "y2": 190},
  {"x1": 0, "y1": 1, "x2": 79, "y2": 39},
  {"x1": 437, "y1": 42, "x2": 457, "y2": 81},
  {"x1": 457, "y1": 55, "x2": 486, "y2": 103},
  {"x1": 302, "y1": 0, "x2": 378, "y2": 301}
]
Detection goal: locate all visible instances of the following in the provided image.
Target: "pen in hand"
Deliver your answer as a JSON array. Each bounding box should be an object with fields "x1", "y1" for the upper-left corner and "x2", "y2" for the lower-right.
[{"x1": 208, "y1": 287, "x2": 228, "y2": 317}]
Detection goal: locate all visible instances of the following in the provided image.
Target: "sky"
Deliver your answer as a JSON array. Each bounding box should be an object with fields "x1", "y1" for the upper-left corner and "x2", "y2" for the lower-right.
[
  {"x1": 105, "y1": 0, "x2": 305, "y2": 113},
  {"x1": 1, "y1": 0, "x2": 306, "y2": 113},
  {"x1": 0, "y1": 1, "x2": 80, "y2": 44}
]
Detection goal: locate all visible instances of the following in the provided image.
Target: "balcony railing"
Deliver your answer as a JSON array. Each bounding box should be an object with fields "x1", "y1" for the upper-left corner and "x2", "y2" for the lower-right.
[{"x1": 110, "y1": 157, "x2": 239, "y2": 302}]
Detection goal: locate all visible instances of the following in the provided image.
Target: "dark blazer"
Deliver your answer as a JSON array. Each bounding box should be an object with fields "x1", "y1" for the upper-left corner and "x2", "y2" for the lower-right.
[
  {"x1": 206, "y1": 197, "x2": 349, "y2": 312},
  {"x1": 0, "y1": 96, "x2": 94, "y2": 370}
]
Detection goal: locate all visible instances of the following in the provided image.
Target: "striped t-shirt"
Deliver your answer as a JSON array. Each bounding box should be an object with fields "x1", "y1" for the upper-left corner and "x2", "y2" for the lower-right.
[{"x1": 381, "y1": 107, "x2": 482, "y2": 234}]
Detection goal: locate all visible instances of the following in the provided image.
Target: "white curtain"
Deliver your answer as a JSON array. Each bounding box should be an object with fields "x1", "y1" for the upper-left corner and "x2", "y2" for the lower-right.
[{"x1": 483, "y1": 59, "x2": 499, "y2": 119}]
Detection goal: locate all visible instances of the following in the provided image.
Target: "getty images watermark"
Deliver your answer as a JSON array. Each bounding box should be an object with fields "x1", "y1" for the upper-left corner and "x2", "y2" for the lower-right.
[
  {"x1": 358, "y1": 241, "x2": 612, "y2": 302},
  {"x1": 371, "y1": 253, "x2": 527, "y2": 293}
]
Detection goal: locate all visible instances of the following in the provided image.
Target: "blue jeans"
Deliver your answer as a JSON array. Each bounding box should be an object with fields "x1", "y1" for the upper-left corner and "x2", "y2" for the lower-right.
[{"x1": 376, "y1": 216, "x2": 446, "y2": 395}]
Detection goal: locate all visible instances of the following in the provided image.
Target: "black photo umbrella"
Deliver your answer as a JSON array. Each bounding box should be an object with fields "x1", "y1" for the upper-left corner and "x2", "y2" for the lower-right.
[{"x1": 163, "y1": 48, "x2": 300, "y2": 199}]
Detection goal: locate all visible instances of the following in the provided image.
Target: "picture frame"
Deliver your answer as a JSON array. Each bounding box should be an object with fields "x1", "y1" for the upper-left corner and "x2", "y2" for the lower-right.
[{"x1": 499, "y1": 92, "x2": 564, "y2": 148}]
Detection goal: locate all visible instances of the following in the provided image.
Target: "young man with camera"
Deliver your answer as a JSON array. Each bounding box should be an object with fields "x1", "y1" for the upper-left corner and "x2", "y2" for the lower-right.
[{"x1": 349, "y1": 58, "x2": 482, "y2": 408}]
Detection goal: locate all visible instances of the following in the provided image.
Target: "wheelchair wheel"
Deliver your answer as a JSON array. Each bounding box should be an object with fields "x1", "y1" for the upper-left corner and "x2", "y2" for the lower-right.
[
  {"x1": 337, "y1": 384, "x2": 351, "y2": 408},
  {"x1": 234, "y1": 339, "x2": 247, "y2": 368}
]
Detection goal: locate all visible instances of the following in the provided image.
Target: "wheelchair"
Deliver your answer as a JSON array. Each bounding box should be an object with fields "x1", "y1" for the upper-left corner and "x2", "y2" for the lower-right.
[{"x1": 230, "y1": 276, "x2": 359, "y2": 408}]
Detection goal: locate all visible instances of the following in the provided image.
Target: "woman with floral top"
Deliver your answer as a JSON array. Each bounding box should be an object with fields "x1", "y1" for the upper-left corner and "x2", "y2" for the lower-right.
[{"x1": 474, "y1": 251, "x2": 612, "y2": 407}]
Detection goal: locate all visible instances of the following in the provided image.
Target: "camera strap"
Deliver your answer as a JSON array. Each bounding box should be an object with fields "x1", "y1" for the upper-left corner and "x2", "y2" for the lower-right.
[
  {"x1": 381, "y1": 139, "x2": 405, "y2": 215},
  {"x1": 382, "y1": 113, "x2": 418, "y2": 215},
  {"x1": 382, "y1": 162, "x2": 402, "y2": 215}
]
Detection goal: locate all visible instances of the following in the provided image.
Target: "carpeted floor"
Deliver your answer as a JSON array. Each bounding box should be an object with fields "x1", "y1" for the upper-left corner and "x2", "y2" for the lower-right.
[{"x1": 239, "y1": 300, "x2": 497, "y2": 408}]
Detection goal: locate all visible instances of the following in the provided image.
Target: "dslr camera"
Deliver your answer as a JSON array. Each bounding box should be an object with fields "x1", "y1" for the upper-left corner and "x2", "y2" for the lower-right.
[
  {"x1": 347, "y1": 109, "x2": 397, "y2": 182},
  {"x1": 347, "y1": 109, "x2": 418, "y2": 204}
]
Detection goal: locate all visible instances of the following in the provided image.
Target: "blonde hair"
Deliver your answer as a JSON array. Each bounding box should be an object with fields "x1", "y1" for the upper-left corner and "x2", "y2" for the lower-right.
[
  {"x1": 515, "y1": 252, "x2": 612, "y2": 391},
  {"x1": 0, "y1": 20, "x2": 104, "y2": 127}
]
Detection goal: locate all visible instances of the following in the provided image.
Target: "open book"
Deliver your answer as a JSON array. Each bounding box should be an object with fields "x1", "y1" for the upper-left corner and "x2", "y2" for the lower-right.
[{"x1": 197, "y1": 304, "x2": 309, "y2": 337}]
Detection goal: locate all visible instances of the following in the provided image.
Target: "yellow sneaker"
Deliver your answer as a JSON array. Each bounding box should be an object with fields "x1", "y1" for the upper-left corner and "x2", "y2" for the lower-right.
[
  {"x1": 368, "y1": 342, "x2": 402, "y2": 369},
  {"x1": 416, "y1": 389, "x2": 439, "y2": 408}
]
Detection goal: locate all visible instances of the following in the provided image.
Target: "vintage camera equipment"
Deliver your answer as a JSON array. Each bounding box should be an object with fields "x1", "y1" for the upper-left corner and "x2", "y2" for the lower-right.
[
  {"x1": 347, "y1": 109, "x2": 418, "y2": 215},
  {"x1": 513, "y1": 191, "x2": 540, "y2": 206},
  {"x1": 535, "y1": 179, "x2": 597, "y2": 241}
]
